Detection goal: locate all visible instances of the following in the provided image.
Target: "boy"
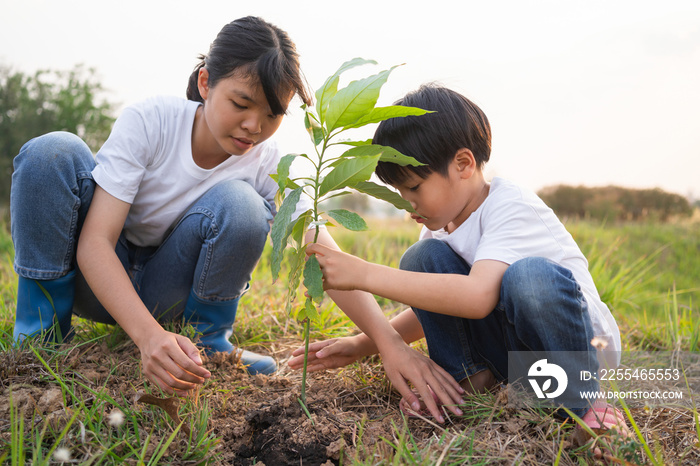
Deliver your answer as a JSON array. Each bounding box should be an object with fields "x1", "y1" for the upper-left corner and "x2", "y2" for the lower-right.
[{"x1": 290, "y1": 84, "x2": 626, "y2": 435}]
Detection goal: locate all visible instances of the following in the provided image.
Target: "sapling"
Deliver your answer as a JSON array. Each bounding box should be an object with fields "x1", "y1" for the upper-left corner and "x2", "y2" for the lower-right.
[{"x1": 270, "y1": 58, "x2": 428, "y2": 406}]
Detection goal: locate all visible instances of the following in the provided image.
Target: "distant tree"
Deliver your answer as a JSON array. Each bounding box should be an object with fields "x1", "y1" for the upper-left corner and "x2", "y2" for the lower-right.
[
  {"x1": 538, "y1": 185, "x2": 587, "y2": 218},
  {"x1": 0, "y1": 64, "x2": 116, "y2": 204},
  {"x1": 538, "y1": 185, "x2": 692, "y2": 222}
]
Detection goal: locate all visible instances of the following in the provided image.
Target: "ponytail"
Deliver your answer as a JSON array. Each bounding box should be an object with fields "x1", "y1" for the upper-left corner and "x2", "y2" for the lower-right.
[{"x1": 186, "y1": 56, "x2": 206, "y2": 103}]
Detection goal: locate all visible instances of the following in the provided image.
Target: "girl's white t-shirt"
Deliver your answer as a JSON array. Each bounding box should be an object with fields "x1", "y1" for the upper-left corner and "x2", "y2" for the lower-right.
[
  {"x1": 92, "y1": 96, "x2": 308, "y2": 247},
  {"x1": 420, "y1": 177, "x2": 621, "y2": 365}
]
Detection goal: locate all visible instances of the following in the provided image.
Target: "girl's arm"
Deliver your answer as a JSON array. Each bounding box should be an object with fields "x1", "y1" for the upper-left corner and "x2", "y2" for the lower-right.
[
  {"x1": 307, "y1": 242, "x2": 509, "y2": 319},
  {"x1": 309, "y1": 228, "x2": 465, "y2": 422},
  {"x1": 77, "y1": 186, "x2": 211, "y2": 394}
]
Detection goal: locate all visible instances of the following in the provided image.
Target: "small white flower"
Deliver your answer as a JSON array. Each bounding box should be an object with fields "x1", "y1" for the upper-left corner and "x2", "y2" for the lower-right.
[
  {"x1": 54, "y1": 447, "x2": 71, "y2": 462},
  {"x1": 108, "y1": 408, "x2": 125, "y2": 427},
  {"x1": 590, "y1": 337, "x2": 609, "y2": 350}
]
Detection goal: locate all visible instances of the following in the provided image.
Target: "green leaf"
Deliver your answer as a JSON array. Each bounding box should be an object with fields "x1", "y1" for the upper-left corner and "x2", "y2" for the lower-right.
[
  {"x1": 303, "y1": 255, "x2": 324, "y2": 303},
  {"x1": 286, "y1": 211, "x2": 313, "y2": 313},
  {"x1": 325, "y1": 65, "x2": 400, "y2": 132},
  {"x1": 275, "y1": 154, "x2": 298, "y2": 194},
  {"x1": 285, "y1": 246, "x2": 307, "y2": 314},
  {"x1": 315, "y1": 75, "x2": 338, "y2": 124},
  {"x1": 342, "y1": 105, "x2": 431, "y2": 130},
  {"x1": 315, "y1": 58, "x2": 376, "y2": 122},
  {"x1": 319, "y1": 155, "x2": 380, "y2": 197},
  {"x1": 339, "y1": 138, "x2": 373, "y2": 147},
  {"x1": 291, "y1": 210, "x2": 312, "y2": 246},
  {"x1": 270, "y1": 174, "x2": 301, "y2": 190},
  {"x1": 287, "y1": 177, "x2": 302, "y2": 190},
  {"x1": 270, "y1": 187, "x2": 303, "y2": 281},
  {"x1": 341, "y1": 144, "x2": 425, "y2": 167},
  {"x1": 353, "y1": 180, "x2": 415, "y2": 213},
  {"x1": 299, "y1": 297, "x2": 319, "y2": 322},
  {"x1": 322, "y1": 190, "x2": 352, "y2": 203},
  {"x1": 327, "y1": 209, "x2": 368, "y2": 231},
  {"x1": 304, "y1": 112, "x2": 324, "y2": 146}
]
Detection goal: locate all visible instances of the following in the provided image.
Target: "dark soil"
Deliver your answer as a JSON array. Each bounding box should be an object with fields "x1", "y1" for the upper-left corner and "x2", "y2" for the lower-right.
[
  {"x1": 1, "y1": 340, "x2": 699, "y2": 465},
  {"x1": 204, "y1": 350, "x2": 402, "y2": 465}
]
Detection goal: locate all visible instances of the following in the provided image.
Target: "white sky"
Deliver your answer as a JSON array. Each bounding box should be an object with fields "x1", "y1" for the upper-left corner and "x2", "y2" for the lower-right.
[{"x1": 2, "y1": 0, "x2": 699, "y2": 198}]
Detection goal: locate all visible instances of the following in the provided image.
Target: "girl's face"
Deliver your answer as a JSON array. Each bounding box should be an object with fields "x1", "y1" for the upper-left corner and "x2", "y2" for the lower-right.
[{"x1": 198, "y1": 69, "x2": 290, "y2": 156}]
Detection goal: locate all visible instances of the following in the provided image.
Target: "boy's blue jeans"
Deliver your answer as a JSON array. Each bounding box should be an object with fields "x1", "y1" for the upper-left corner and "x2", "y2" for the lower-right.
[
  {"x1": 10, "y1": 132, "x2": 273, "y2": 323},
  {"x1": 400, "y1": 238, "x2": 600, "y2": 417}
]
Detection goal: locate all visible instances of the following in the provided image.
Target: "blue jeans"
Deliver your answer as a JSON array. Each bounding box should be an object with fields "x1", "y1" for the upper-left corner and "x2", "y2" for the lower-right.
[
  {"x1": 399, "y1": 238, "x2": 600, "y2": 417},
  {"x1": 11, "y1": 132, "x2": 273, "y2": 323}
]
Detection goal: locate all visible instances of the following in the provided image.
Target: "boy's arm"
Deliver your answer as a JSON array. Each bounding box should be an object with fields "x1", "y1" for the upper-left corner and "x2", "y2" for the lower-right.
[
  {"x1": 288, "y1": 307, "x2": 423, "y2": 370},
  {"x1": 307, "y1": 242, "x2": 508, "y2": 319},
  {"x1": 309, "y1": 228, "x2": 464, "y2": 422},
  {"x1": 350, "y1": 307, "x2": 425, "y2": 355}
]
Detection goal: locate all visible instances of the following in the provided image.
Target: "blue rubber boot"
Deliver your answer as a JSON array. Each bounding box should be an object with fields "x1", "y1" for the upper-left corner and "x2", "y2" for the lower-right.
[
  {"x1": 183, "y1": 290, "x2": 277, "y2": 375},
  {"x1": 13, "y1": 271, "x2": 76, "y2": 344}
]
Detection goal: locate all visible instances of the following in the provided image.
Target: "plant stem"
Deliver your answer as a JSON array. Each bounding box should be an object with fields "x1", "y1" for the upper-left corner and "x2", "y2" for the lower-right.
[
  {"x1": 300, "y1": 317, "x2": 311, "y2": 404},
  {"x1": 300, "y1": 128, "x2": 327, "y2": 404},
  {"x1": 299, "y1": 114, "x2": 330, "y2": 408}
]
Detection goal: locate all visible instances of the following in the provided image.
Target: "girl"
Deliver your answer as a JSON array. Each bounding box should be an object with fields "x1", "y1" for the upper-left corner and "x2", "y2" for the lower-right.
[
  {"x1": 11, "y1": 17, "x2": 309, "y2": 391},
  {"x1": 11, "y1": 17, "x2": 466, "y2": 408}
]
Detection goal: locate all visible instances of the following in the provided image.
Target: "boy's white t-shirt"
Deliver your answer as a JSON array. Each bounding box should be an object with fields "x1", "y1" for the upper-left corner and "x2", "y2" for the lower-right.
[
  {"x1": 420, "y1": 177, "x2": 621, "y2": 366},
  {"x1": 92, "y1": 95, "x2": 308, "y2": 247}
]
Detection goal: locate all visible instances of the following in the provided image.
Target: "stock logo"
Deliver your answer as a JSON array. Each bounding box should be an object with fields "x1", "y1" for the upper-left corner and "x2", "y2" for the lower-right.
[{"x1": 528, "y1": 359, "x2": 568, "y2": 399}]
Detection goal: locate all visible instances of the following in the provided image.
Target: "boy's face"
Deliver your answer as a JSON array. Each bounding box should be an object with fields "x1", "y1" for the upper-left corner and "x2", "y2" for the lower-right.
[{"x1": 394, "y1": 167, "x2": 471, "y2": 232}]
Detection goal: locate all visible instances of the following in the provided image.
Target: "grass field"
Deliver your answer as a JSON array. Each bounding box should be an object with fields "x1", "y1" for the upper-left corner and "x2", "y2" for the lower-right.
[{"x1": 0, "y1": 216, "x2": 698, "y2": 464}]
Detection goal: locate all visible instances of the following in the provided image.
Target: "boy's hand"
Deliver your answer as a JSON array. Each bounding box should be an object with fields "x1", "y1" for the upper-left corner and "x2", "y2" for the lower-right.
[
  {"x1": 288, "y1": 335, "x2": 465, "y2": 422},
  {"x1": 288, "y1": 336, "x2": 367, "y2": 371},
  {"x1": 378, "y1": 339, "x2": 465, "y2": 423},
  {"x1": 137, "y1": 329, "x2": 211, "y2": 395},
  {"x1": 306, "y1": 243, "x2": 366, "y2": 291}
]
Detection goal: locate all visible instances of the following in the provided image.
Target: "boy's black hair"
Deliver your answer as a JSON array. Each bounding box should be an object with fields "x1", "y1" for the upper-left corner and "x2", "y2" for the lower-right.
[
  {"x1": 374, "y1": 84, "x2": 491, "y2": 186},
  {"x1": 186, "y1": 16, "x2": 311, "y2": 115}
]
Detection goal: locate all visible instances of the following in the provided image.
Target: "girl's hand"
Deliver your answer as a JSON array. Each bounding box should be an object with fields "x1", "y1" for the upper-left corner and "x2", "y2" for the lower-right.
[
  {"x1": 288, "y1": 336, "x2": 368, "y2": 371},
  {"x1": 305, "y1": 243, "x2": 367, "y2": 291},
  {"x1": 137, "y1": 330, "x2": 211, "y2": 395}
]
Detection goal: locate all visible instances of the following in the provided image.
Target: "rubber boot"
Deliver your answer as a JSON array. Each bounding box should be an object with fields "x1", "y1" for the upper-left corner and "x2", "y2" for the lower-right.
[
  {"x1": 13, "y1": 271, "x2": 76, "y2": 344},
  {"x1": 183, "y1": 290, "x2": 277, "y2": 375}
]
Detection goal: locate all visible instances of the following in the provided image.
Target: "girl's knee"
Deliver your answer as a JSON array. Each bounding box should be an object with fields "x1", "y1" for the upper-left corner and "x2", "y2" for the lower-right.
[
  {"x1": 14, "y1": 132, "x2": 94, "y2": 179},
  {"x1": 200, "y1": 180, "x2": 272, "y2": 241}
]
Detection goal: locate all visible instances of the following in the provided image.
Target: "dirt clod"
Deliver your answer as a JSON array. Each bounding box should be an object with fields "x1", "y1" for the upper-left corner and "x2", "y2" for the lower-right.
[{"x1": 37, "y1": 387, "x2": 63, "y2": 413}]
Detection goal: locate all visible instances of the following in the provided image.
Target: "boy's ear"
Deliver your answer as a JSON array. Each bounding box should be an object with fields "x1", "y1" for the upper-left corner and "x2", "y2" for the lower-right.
[
  {"x1": 197, "y1": 68, "x2": 210, "y2": 101},
  {"x1": 453, "y1": 148, "x2": 477, "y2": 179}
]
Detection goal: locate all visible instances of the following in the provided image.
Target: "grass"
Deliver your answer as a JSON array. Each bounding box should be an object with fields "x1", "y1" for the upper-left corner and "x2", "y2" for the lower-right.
[{"x1": 0, "y1": 216, "x2": 698, "y2": 464}]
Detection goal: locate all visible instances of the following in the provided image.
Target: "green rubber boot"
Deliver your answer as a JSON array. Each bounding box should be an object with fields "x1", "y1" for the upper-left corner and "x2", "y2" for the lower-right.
[
  {"x1": 13, "y1": 271, "x2": 75, "y2": 344},
  {"x1": 183, "y1": 289, "x2": 276, "y2": 375}
]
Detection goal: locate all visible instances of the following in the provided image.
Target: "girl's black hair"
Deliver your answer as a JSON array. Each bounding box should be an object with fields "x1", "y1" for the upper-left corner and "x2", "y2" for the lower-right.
[
  {"x1": 186, "y1": 16, "x2": 311, "y2": 114},
  {"x1": 374, "y1": 84, "x2": 491, "y2": 186}
]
